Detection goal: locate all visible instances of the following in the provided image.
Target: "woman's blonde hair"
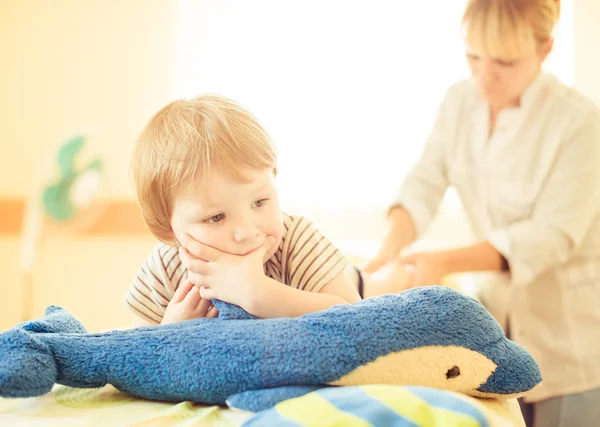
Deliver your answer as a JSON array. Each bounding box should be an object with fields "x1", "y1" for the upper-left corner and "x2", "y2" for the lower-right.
[
  {"x1": 462, "y1": 0, "x2": 561, "y2": 59},
  {"x1": 131, "y1": 94, "x2": 277, "y2": 242}
]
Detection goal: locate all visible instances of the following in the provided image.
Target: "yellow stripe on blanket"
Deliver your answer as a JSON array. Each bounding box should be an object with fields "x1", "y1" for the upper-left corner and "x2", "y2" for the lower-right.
[
  {"x1": 275, "y1": 392, "x2": 372, "y2": 427},
  {"x1": 363, "y1": 385, "x2": 483, "y2": 427},
  {"x1": 247, "y1": 385, "x2": 490, "y2": 427}
]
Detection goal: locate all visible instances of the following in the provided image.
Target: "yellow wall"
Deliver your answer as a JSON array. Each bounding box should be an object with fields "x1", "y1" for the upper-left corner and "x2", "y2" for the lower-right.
[
  {"x1": 30, "y1": 237, "x2": 157, "y2": 330},
  {"x1": 0, "y1": 0, "x2": 178, "y2": 331},
  {"x1": 0, "y1": 240, "x2": 24, "y2": 330},
  {"x1": 0, "y1": 0, "x2": 178, "y2": 198}
]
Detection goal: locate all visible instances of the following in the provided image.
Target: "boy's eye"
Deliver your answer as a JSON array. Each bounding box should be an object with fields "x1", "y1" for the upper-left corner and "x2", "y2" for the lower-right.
[
  {"x1": 466, "y1": 53, "x2": 480, "y2": 61},
  {"x1": 252, "y1": 198, "x2": 268, "y2": 208},
  {"x1": 495, "y1": 59, "x2": 516, "y2": 67},
  {"x1": 205, "y1": 213, "x2": 225, "y2": 224}
]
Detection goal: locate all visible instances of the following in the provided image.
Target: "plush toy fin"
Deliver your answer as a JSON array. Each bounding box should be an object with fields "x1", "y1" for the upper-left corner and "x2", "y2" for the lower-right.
[
  {"x1": 20, "y1": 305, "x2": 88, "y2": 334},
  {"x1": 213, "y1": 300, "x2": 255, "y2": 320},
  {"x1": 226, "y1": 385, "x2": 326, "y2": 412}
]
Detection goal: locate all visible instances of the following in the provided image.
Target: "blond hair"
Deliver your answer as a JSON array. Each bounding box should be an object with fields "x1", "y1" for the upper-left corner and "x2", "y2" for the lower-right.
[
  {"x1": 462, "y1": 0, "x2": 561, "y2": 59},
  {"x1": 131, "y1": 94, "x2": 277, "y2": 243}
]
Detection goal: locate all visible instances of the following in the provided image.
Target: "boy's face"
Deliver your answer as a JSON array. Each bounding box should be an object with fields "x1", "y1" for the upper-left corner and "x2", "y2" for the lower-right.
[{"x1": 170, "y1": 167, "x2": 284, "y2": 263}]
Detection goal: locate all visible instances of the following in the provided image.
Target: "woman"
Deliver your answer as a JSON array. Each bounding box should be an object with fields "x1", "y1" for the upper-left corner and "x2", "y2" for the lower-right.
[{"x1": 362, "y1": 1, "x2": 600, "y2": 426}]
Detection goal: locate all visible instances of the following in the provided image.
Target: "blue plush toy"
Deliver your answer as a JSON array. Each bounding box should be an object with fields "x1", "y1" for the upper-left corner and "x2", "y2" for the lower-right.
[{"x1": 0, "y1": 287, "x2": 541, "y2": 412}]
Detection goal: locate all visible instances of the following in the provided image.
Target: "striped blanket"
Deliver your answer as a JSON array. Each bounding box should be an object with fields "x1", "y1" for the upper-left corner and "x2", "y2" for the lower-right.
[{"x1": 244, "y1": 385, "x2": 524, "y2": 427}]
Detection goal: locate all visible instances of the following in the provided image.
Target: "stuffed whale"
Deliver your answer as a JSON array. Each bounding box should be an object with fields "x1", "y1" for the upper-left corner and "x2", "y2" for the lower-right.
[{"x1": 0, "y1": 287, "x2": 541, "y2": 412}]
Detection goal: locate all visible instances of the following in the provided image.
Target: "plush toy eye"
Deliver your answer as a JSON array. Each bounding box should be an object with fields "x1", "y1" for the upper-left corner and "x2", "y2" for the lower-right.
[{"x1": 446, "y1": 366, "x2": 461, "y2": 379}]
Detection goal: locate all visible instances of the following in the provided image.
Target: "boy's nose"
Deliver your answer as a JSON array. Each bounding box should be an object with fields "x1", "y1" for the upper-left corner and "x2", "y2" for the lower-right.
[{"x1": 233, "y1": 223, "x2": 260, "y2": 243}]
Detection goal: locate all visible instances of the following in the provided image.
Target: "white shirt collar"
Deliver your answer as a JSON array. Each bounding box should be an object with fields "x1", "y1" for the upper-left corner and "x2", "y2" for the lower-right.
[{"x1": 469, "y1": 73, "x2": 553, "y2": 126}]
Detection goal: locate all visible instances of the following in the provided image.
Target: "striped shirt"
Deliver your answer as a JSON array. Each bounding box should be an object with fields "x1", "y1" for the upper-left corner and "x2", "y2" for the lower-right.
[{"x1": 125, "y1": 213, "x2": 349, "y2": 324}]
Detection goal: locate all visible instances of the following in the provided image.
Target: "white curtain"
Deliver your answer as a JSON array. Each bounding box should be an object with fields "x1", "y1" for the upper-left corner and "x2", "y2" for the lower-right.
[{"x1": 173, "y1": 0, "x2": 573, "y2": 248}]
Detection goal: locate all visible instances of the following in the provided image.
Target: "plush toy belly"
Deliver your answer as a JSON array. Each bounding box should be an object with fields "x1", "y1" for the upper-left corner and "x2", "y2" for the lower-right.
[
  {"x1": 330, "y1": 345, "x2": 498, "y2": 396},
  {"x1": 0, "y1": 287, "x2": 541, "y2": 410}
]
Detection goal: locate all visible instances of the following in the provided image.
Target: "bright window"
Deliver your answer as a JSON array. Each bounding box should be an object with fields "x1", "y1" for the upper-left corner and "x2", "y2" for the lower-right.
[{"x1": 173, "y1": 0, "x2": 573, "y2": 250}]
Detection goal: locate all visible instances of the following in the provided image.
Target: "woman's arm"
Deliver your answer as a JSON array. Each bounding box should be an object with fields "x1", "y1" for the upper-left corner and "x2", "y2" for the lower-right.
[
  {"x1": 400, "y1": 109, "x2": 600, "y2": 288},
  {"x1": 363, "y1": 206, "x2": 416, "y2": 273},
  {"x1": 395, "y1": 241, "x2": 504, "y2": 288}
]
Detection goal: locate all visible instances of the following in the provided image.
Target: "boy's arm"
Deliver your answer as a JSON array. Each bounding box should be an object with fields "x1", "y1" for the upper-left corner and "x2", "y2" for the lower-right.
[
  {"x1": 246, "y1": 271, "x2": 360, "y2": 318},
  {"x1": 125, "y1": 243, "x2": 184, "y2": 326},
  {"x1": 131, "y1": 315, "x2": 156, "y2": 327}
]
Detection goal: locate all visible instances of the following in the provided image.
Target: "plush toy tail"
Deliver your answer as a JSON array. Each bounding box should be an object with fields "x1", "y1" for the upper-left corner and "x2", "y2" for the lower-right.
[{"x1": 0, "y1": 306, "x2": 87, "y2": 398}]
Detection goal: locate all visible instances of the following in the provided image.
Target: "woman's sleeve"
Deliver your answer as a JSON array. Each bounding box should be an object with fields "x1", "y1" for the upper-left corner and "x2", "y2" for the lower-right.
[{"x1": 487, "y1": 109, "x2": 600, "y2": 287}]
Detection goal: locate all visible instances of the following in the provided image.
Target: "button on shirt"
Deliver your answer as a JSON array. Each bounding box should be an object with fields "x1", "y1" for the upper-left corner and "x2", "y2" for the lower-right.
[{"x1": 394, "y1": 73, "x2": 600, "y2": 402}]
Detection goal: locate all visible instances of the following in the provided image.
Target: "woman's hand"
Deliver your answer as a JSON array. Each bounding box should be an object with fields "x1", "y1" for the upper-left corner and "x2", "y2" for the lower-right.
[
  {"x1": 397, "y1": 251, "x2": 451, "y2": 288},
  {"x1": 363, "y1": 207, "x2": 416, "y2": 274},
  {"x1": 363, "y1": 250, "x2": 397, "y2": 274},
  {"x1": 363, "y1": 227, "x2": 407, "y2": 274}
]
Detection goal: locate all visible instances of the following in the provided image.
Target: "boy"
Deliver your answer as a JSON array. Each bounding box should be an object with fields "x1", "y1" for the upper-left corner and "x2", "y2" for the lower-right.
[{"x1": 126, "y1": 94, "x2": 361, "y2": 325}]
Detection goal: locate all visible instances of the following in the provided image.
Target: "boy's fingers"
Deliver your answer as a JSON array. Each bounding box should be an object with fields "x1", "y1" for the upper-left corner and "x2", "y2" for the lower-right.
[
  {"x1": 206, "y1": 306, "x2": 219, "y2": 318},
  {"x1": 178, "y1": 233, "x2": 223, "y2": 262},
  {"x1": 171, "y1": 281, "x2": 194, "y2": 303},
  {"x1": 259, "y1": 236, "x2": 277, "y2": 255},
  {"x1": 187, "y1": 271, "x2": 208, "y2": 287},
  {"x1": 199, "y1": 286, "x2": 216, "y2": 301},
  {"x1": 197, "y1": 296, "x2": 213, "y2": 314},
  {"x1": 179, "y1": 247, "x2": 211, "y2": 274},
  {"x1": 198, "y1": 297, "x2": 219, "y2": 318},
  {"x1": 182, "y1": 284, "x2": 202, "y2": 306}
]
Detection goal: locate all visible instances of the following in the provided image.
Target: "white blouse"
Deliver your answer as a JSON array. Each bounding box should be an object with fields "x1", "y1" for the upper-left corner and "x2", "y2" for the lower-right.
[{"x1": 394, "y1": 73, "x2": 600, "y2": 402}]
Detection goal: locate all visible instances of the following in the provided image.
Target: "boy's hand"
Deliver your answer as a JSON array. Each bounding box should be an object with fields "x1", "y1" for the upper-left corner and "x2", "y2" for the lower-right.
[
  {"x1": 161, "y1": 281, "x2": 218, "y2": 325},
  {"x1": 178, "y1": 233, "x2": 277, "y2": 307}
]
